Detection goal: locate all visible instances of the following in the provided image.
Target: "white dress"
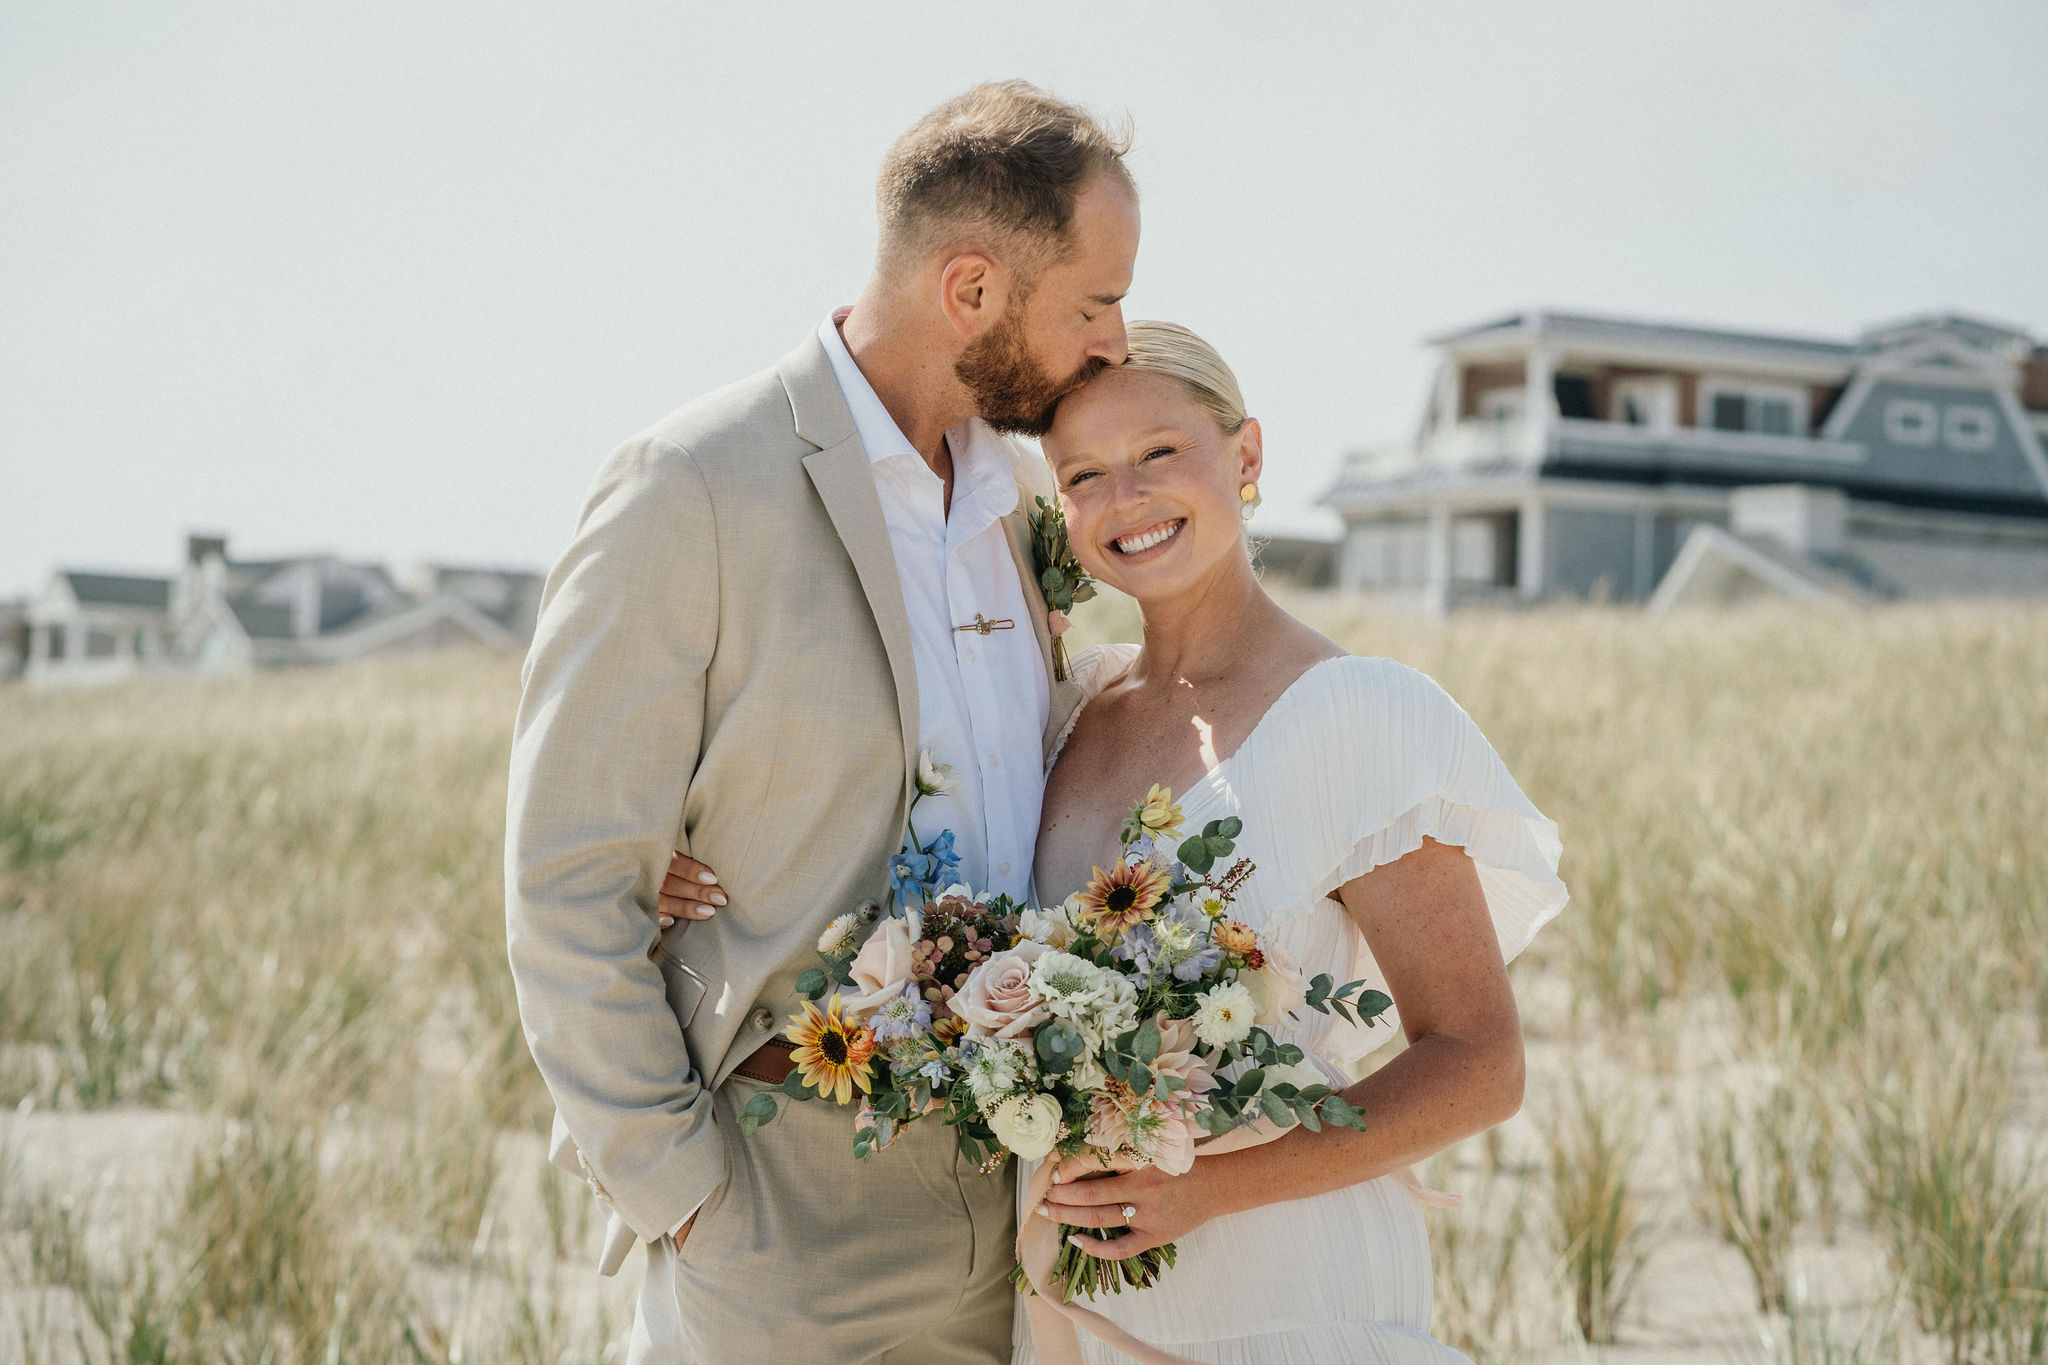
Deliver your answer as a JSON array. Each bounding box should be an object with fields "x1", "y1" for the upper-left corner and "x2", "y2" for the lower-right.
[{"x1": 1017, "y1": 645, "x2": 1568, "y2": 1365}]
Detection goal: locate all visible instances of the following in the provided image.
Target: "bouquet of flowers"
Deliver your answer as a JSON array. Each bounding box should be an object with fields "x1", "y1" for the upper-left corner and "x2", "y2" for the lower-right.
[{"x1": 743, "y1": 761, "x2": 1391, "y2": 1305}]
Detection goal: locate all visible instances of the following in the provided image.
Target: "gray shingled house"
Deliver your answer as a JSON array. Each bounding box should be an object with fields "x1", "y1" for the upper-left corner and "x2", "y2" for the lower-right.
[
  {"x1": 22, "y1": 535, "x2": 542, "y2": 684},
  {"x1": 1320, "y1": 311, "x2": 2048, "y2": 612}
]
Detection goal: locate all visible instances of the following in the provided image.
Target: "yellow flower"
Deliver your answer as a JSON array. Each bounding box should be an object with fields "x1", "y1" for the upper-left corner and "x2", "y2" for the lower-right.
[
  {"x1": 785, "y1": 994, "x2": 878, "y2": 1106},
  {"x1": 1135, "y1": 784, "x2": 1185, "y2": 841},
  {"x1": 1076, "y1": 859, "x2": 1172, "y2": 944}
]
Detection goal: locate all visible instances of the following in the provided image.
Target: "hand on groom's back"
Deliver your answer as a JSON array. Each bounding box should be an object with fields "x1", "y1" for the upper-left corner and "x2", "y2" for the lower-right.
[{"x1": 657, "y1": 850, "x2": 725, "y2": 926}]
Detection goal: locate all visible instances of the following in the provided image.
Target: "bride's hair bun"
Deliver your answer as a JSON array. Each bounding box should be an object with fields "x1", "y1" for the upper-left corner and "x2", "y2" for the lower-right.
[{"x1": 1118, "y1": 321, "x2": 1249, "y2": 437}]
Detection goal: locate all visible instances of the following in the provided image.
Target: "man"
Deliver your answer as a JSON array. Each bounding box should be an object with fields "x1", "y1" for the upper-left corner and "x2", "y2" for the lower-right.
[{"x1": 505, "y1": 81, "x2": 1139, "y2": 1365}]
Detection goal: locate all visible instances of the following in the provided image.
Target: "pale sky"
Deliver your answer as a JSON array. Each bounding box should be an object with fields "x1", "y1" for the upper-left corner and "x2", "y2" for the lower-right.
[{"x1": 4, "y1": 1, "x2": 2045, "y2": 598}]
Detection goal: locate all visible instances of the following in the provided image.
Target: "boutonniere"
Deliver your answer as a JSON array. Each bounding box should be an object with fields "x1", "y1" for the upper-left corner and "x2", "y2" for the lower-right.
[{"x1": 1026, "y1": 495, "x2": 1095, "y2": 681}]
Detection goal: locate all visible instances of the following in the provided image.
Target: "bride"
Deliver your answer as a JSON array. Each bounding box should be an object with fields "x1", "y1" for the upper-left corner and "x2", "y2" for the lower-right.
[{"x1": 1019, "y1": 322, "x2": 1568, "y2": 1364}]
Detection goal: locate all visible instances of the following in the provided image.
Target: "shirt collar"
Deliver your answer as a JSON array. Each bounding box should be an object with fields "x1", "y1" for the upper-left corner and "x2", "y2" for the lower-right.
[
  {"x1": 819, "y1": 310, "x2": 919, "y2": 468},
  {"x1": 817, "y1": 309, "x2": 1024, "y2": 514}
]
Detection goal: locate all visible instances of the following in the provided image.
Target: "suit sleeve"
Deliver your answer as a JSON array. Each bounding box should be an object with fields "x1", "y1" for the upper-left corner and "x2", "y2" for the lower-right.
[{"x1": 505, "y1": 434, "x2": 724, "y2": 1243}]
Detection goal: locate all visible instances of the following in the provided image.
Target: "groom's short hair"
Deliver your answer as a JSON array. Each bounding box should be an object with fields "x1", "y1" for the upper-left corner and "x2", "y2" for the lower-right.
[{"x1": 876, "y1": 81, "x2": 1133, "y2": 282}]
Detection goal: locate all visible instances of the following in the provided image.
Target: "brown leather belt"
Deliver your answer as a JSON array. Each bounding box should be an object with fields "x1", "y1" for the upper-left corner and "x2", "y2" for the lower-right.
[{"x1": 733, "y1": 1039, "x2": 796, "y2": 1085}]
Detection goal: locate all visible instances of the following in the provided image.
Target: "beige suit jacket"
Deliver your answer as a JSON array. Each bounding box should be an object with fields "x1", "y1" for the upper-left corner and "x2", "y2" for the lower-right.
[{"x1": 505, "y1": 331, "x2": 1084, "y2": 1270}]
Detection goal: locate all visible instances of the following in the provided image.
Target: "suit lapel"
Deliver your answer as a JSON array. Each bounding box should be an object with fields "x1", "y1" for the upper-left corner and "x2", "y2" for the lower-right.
[
  {"x1": 1004, "y1": 508, "x2": 1086, "y2": 758},
  {"x1": 781, "y1": 338, "x2": 920, "y2": 800}
]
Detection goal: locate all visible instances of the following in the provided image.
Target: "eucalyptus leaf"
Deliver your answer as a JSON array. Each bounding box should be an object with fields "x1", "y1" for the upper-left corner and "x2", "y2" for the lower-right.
[
  {"x1": 794, "y1": 968, "x2": 829, "y2": 999},
  {"x1": 1133, "y1": 1019, "x2": 1161, "y2": 1065}
]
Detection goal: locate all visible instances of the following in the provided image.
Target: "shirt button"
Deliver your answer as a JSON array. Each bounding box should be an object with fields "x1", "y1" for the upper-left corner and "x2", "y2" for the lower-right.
[
  {"x1": 749, "y1": 1006, "x2": 774, "y2": 1033},
  {"x1": 857, "y1": 900, "x2": 882, "y2": 924},
  {"x1": 964, "y1": 648, "x2": 977, "y2": 664},
  {"x1": 987, "y1": 753, "x2": 1000, "y2": 769},
  {"x1": 999, "y1": 861, "x2": 1012, "y2": 876}
]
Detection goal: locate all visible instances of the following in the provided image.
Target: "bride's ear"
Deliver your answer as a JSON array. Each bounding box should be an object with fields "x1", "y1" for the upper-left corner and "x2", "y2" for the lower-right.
[{"x1": 1235, "y1": 417, "x2": 1264, "y2": 487}]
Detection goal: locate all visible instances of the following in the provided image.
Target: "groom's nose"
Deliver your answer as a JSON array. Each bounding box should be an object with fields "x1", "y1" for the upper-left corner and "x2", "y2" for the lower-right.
[{"x1": 1087, "y1": 306, "x2": 1129, "y2": 367}]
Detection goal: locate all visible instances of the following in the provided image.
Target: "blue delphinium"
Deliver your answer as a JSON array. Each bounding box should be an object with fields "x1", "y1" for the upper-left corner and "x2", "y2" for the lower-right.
[
  {"x1": 890, "y1": 828, "x2": 964, "y2": 907},
  {"x1": 926, "y1": 828, "x2": 961, "y2": 884}
]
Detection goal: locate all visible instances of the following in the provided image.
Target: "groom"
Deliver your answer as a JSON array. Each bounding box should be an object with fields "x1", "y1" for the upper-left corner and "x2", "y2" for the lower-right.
[{"x1": 505, "y1": 82, "x2": 1139, "y2": 1364}]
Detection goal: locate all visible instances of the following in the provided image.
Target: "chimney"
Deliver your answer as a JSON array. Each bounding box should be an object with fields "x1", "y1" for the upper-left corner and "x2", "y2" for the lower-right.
[
  {"x1": 1730, "y1": 484, "x2": 1848, "y2": 557},
  {"x1": 187, "y1": 534, "x2": 227, "y2": 565}
]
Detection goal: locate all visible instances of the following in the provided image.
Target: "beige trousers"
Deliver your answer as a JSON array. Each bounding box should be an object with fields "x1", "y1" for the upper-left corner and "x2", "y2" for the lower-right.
[{"x1": 628, "y1": 1074, "x2": 1018, "y2": 1365}]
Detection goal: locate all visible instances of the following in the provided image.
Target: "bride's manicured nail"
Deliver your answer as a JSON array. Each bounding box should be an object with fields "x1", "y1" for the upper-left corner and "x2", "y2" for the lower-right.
[
  {"x1": 697, "y1": 871, "x2": 719, "y2": 884},
  {"x1": 1036, "y1": 1204, "x2": 1049, "y2": 1218}
]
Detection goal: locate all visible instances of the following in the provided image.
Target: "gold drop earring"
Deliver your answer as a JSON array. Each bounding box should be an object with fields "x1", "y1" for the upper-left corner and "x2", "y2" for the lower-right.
[{"x1": 1239, "y1": 482, "x2": 1261, "y2": 523}]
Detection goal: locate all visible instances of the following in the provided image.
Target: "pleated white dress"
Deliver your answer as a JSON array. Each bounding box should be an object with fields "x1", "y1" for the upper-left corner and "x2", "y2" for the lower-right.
[{"x1": 1016, "y1": 646, "x2": 1568, "y2": 1365}]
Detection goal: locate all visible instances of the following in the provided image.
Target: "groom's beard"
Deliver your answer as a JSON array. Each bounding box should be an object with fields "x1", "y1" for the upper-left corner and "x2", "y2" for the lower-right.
[{"x1": 955, "y1": 309, "x2": 1106, "y2": 437}]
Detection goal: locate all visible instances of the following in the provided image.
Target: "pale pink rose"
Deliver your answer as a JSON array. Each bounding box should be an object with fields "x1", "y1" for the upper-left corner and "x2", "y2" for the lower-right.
[
  {"x1": 953, "y1": 939, "x2": 1054, "y2": 1041},
  {"x1": 841, "y1": 914, "x2": 920, "y2": 1017},
  {"x1": 1047, "y1": 609, "x2": 1071, "y2": 637}
]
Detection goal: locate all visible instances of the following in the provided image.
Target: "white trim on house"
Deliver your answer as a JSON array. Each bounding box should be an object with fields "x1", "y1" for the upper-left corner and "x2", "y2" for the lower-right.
[
  {"x1": 1820, "y1": 334, "x2": 2018, "y2": 442},
  {"x1": 1556, "y1": 417, "x2": 1866, "y2": 464},
  {"x1": 1992, "y1": 385, "x2": 2048, "y2": 499},
  {"x1": 1942, "y1": 404, "x2": 1997, "y2": 452},
  {"x1": 1885, "y1": 399, "x2": 1939, "y2": 446},
  {"x1": 1645, "y1": 525, "x2": 1852, "y2": 614}
]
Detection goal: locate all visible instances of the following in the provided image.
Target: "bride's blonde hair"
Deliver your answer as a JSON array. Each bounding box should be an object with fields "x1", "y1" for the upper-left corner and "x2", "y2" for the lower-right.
[{"x1": 1117, "y1": 321, "x2": 1248, "y2": 437}]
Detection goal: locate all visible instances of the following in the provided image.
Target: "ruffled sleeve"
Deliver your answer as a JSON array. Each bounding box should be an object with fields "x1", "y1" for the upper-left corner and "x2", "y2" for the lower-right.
[{"x1": 1240, "y1": 656, "x2": 1568, "y2": 1062}]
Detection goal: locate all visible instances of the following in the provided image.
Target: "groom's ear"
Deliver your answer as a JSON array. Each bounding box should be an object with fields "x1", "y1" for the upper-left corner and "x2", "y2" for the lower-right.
[{"x1": 937, "y1": 251, "x2": 1011, "y2": 339}]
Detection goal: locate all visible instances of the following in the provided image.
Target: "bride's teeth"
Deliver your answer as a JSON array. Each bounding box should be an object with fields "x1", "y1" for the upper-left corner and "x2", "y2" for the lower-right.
[{"x1": 1116, "y1": 521, "x2": 1180, "y2": 555}]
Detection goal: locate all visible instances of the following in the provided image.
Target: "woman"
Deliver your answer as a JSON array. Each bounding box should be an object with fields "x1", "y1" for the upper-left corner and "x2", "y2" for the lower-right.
[{"x1": 1018, "y1": 321, "x2": 1567, "y2": 1364}]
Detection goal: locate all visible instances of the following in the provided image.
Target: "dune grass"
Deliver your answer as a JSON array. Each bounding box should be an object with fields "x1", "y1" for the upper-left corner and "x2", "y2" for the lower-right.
[{"x1": 2, "y1": 601, "x2": 2044, "y2": 1361}]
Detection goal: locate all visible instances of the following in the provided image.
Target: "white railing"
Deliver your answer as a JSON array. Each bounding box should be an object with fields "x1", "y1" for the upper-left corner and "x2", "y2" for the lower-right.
[{"x1": 1554, "y1": 418, "x2": 1866, "y2": 464}]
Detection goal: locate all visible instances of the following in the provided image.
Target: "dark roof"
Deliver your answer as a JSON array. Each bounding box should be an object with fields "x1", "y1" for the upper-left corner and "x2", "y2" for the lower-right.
[
  {"x1": 62, "y1": 572, "x2": 171, "y2": 609},
  {"x1": 1431, "y1": 310, "x2": 1857, "y2": 359},
  {"x1": 227, "y1": 598, "x2": 297, "y2": 639}
]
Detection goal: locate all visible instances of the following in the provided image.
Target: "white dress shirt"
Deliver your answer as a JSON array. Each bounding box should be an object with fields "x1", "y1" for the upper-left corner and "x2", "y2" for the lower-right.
[
  {"x1": 818, "y1": 310, "x2": 1050, "y2": 901},
  {"x1": 674, "y1": 315, "x2": 1050, "y2": 1241}
]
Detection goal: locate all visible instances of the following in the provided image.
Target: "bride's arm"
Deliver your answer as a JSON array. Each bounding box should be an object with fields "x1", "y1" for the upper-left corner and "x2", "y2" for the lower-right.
[{"x1": 1040, "y1": 836, "x2": 1525, "y2": 1256}]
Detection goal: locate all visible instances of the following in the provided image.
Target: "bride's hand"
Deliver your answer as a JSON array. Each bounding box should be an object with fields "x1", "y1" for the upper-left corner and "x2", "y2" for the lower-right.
[
  {"x1": 656, "y1": 850, "x2": 726, "y2": 927},
  {"x1": 1037, "y1": 1160, "x2": 1215, "y2": 1260}
]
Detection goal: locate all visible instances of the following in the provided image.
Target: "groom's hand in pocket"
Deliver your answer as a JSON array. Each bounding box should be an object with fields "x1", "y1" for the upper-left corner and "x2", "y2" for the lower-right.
[{"x1": 657, "y1": 851, "x2": 726, "y2": 928}]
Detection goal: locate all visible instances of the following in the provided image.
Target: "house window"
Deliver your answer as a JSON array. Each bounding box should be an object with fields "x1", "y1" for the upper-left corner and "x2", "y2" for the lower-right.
[
  {"x1": 1476, "y1": 387, "x2": 1525, "y2": 425},
  {"x1": 85, "y1": 628, "x2": 119, "y2": 659},
  {"x1": 1943, "y1": 404, "x2": 1996, "y2": 452},
  {"x1": 1612, "y1": 377, "x2": 1678, "y2": 429},
  {"x1": 1884, "y1": 399, "x2": 1937, "y2": 446},
  {"x1": 1703, "y1": 379, "x2": 1808, "y2": 436},
  {"x1": 1552, "y1": 375, "x2": 1596, "y2": 420}
]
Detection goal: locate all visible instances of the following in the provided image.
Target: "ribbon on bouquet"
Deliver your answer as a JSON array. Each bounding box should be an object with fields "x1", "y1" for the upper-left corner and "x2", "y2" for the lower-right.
[{"x1": 1017, "y1": 1122, "x2": 1461, "y2": 1365}]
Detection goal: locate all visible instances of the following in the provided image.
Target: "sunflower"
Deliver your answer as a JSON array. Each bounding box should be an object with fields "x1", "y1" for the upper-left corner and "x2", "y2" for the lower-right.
[
  {"x1": 785, "y1": 994, "x2": 879, "y2": 1106},
  {"x1": 1076, "y1": 859, "x2": 1172, "y2": 943}
]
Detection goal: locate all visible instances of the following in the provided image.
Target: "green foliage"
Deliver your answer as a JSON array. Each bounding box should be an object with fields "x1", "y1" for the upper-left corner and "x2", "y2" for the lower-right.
[{"x1": 1175, "y1": 817, "x2": 1240, "y2": 874}]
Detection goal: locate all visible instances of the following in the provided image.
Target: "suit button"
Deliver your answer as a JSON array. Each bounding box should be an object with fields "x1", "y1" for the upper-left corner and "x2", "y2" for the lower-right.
[
  {"x1": 857, "y1": 900, "x2": 882, "y2": 924},
  {"x1": 749, "y1": 1006, "x2": 775, "y2": 1033}
]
